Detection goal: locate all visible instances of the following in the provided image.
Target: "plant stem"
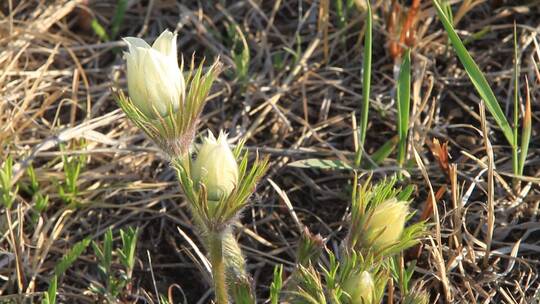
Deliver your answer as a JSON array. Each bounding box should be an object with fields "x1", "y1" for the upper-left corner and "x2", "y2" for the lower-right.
[
  {"x1": 222, "y1": 230, "x2": 254, "y2": 300},
  {"x1": 355, "y1": 1, "x2": 372, "y2": 168},
  {"x1": 209, "y1": 231, "x2": 228, "y2": 304}
]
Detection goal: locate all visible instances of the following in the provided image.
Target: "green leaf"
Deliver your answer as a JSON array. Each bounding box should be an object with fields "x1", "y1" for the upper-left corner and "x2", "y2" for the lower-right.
[
  {"x1": 441, "y1": 0, "x2": 453, "y2": 24},
  {"x1": 91, "y1": 19, "x2": 110, "y2": 41},
  {"x1": 397, "y1": 49, "x2": 411, "y2": 169},
  {"x1": 288, "y1": 158, "x2": 353, "y2": 170},
  {"x1": 54, "y1": 238, "x2": 91, "y2": 277},
  {"x1": 119, "y1": 227, "x2": 139, "y2": 278},
  {"x1": 103, "y1": 228, "x2": 113, "y2": 271},
  {"x1": 42, "y1": 275, "x2": 57, "y2": 304},
  {"x1": 35, "y1": 193, "x2": 49, "y2": 213},
  {"x1": 396, "y1": 184, "x2": 415, "y2": 201},
  {"x1": 269, "y1": 264, "x2": 283, "y2": 304},
  {"x1": 432, "y1": 0, "x2": 514, "y2": 145}
]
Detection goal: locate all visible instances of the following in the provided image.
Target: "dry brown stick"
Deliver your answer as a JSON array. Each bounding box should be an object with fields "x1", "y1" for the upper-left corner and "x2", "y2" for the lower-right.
[
  {"x1": 318, "y1": 0, "x2": 329, "y2": 63},
  {"x1": 5, "y1": 209, "x2": 25, "y2": 293},
  {"x1": 479, "y1": 101, "x2": 495, "y2": 269},
  {"x1": 413, "y1": 145, "x2": 452, "y2": 302},
  {"x1": 450, "y1": 164, "x2": 463, "y2": 249}
]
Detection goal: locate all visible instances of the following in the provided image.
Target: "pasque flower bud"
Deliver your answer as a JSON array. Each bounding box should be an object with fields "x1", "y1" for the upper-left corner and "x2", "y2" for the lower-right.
[
  {"x1": 123, "y1": 30, "x2": 185, "y2": 118},
  {"x1": 343, "y1": 271, "x2": 374, "y2": 304},
  {"x1": 366, "y1": 198, "x2": 408, "y2": 250},
  {"x1": 192, "y1": 131, "x2": 238, "y2": 201}
]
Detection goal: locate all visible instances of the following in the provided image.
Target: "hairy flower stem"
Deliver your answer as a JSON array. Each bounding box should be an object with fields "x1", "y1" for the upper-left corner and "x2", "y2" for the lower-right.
[
  {"x1": 209, "y1": 231, "x2": 229, "y2": 304},
  {"x1": 222, "y1": 230, "x2": 256, "y2": 302}
]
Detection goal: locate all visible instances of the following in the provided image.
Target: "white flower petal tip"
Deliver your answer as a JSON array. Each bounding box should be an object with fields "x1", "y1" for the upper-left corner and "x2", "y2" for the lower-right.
[{"x1": 123, "y1": 29, "x2": 183, "y2": 118}]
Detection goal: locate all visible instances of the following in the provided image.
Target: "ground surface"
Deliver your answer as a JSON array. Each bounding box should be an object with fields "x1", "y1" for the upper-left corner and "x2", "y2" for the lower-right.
[{"x1": 1, "y1": 0, "x2": 539, "y2": 303}]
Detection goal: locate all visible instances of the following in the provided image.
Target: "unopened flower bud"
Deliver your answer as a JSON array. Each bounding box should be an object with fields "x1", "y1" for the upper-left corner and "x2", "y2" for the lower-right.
[
  {"x1": 123, "y1": 30, "x2": 185, "y2": 118},
  {"x1": 192, "y1": 131, "x2": 238, "y2": 201},
  {"x1": 366, "y1": 198, "x2": 408, "y2": 249},
  {"x1": 343, "y1": 271, "x2": 374, "y2": 304}
]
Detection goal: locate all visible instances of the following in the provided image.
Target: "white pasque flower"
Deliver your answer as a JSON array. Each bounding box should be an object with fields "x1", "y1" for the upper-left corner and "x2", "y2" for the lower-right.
[
  {"x1": 123, "y1": 30, "x2": 185, "y2": 118},
  {"x1": 192, "y1": 131, "x2": 239, "y2": 201}
]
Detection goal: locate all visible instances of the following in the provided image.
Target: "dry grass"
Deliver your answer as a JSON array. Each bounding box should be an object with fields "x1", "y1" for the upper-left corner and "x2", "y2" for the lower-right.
[{"x1": 1, "y1": 0, "x2": 539, "y2": 303}]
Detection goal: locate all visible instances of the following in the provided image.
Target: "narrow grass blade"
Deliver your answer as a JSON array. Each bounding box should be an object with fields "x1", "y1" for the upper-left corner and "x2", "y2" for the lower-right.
[
  {"x1": 367, "y1": 136, "x2": 399, "y2": 169},
  {"x1": 397, "y1": 49, "x2": 411, "y2": 169},
  {"x1": 512, "y1": 23, "x2": 519, "y2": 176},
  {"x1": 519, "y1": 77, "x2": 531, "y2": 175},
  {"x1": 355, "y1": 0, "x2": 373, "y2": 167},
  {"x1": 432, "y1": 0, "x2": 514, "y2": 145},
  {"x1": 335, "y1": 0, "x2": 347, "y2": 30},
  {"x1": 441, "y1": 0, "x2": 453, "y2": 24}
]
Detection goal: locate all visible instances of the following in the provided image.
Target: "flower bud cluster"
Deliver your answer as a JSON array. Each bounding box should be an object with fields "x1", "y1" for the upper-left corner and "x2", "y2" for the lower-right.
[{"x1": 117, "y1": 30, "x2": 268, "y2": 303}]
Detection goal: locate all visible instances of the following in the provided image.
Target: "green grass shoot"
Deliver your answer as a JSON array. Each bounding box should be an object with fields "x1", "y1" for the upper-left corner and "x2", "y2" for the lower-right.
[{"x1": 397, "y1": 49, "x2": 411, "y2": 173}]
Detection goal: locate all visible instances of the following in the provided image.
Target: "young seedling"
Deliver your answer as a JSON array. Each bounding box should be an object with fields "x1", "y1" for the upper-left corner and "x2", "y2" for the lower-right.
[
  {"x1": 58, "y1": 144, "x2": 86, "y2": 206},
  {"x1": 90, "y1": 227, "x2": 139, "y2": 302},
  {"x1": 17, "y1": 165, "x2": 50, "y2": 224},
  {"x1": 226, "y1": 23, "x2": 250, "y2": 85},
  {"x1": 19, "y1": 164, "x2": 39, "y2": 195},
  {"x1": 119, "y1": 227, "x2": 139, "y2": 285},
  {"x1": 0, "y1": 155, "x2": 17, "y2": 209},
  {"x1": 32, "y1": 193, "x2": 49, "y2": 225},
  {"x1": 269, "y1": 265, "x2": 284, "y2": 304}
]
